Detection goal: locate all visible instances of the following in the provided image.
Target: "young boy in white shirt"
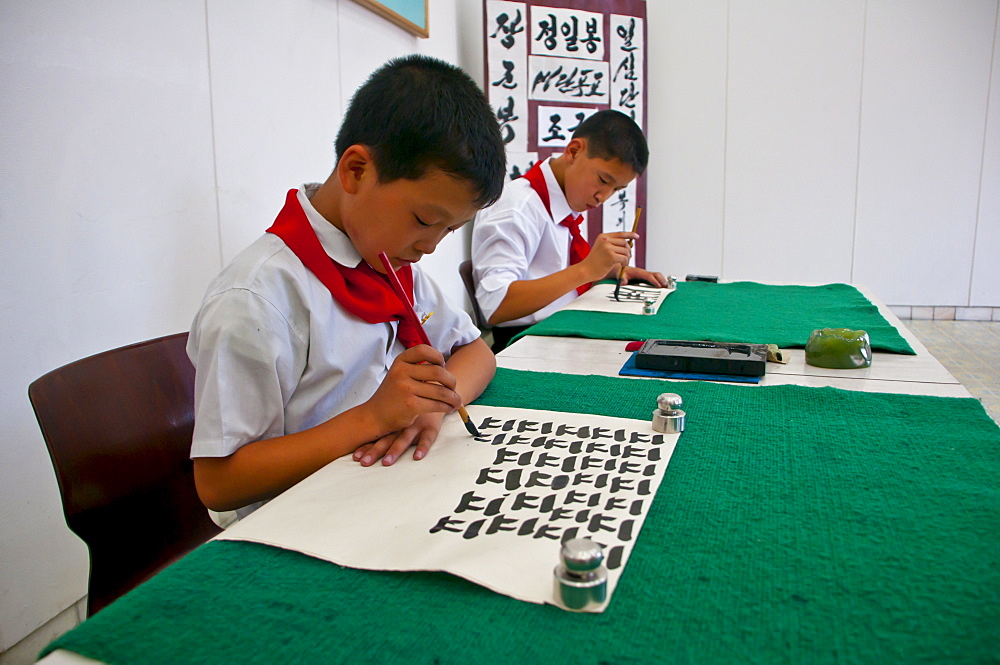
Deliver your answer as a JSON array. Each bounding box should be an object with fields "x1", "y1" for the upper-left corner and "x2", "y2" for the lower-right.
[
  {"x1": 187, "y1": 55, "x2": 505, "y2": 517},
  {"x1": 471, "y1": 110, "x2": 667, "y2": 351}
]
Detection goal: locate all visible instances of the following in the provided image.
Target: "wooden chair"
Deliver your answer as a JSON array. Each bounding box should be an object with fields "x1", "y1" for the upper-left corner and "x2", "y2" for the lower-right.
[
  {"x1": 459, "y1": 259, "x2": 489, "y2": 331},
  {"x1": 28, "y1": 332, "x2": 221, "y2": 616}
]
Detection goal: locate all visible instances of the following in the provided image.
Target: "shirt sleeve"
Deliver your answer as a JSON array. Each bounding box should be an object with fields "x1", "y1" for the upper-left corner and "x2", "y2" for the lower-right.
[
  {"x1": 471, "y1": 202, "x2": 544, "y2": 323},
  {"x1": 412, "y1": 266, "x2": 480, "y2": 355},
  {"x1": 187, "y1": 288, "x2": 307, "y2": 458}
]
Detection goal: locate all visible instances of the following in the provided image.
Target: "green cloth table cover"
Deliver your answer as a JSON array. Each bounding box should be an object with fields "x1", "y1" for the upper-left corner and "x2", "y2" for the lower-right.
[
  {"x1": 43, "y1": 369, "x2": 999, "y2": 664},
  {"x1": 515, "y1": 282, "x2": 915, "y2": 354}
]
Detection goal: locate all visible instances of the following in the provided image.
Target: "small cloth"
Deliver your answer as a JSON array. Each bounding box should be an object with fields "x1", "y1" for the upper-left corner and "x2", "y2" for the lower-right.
[{"x1": 766, "y1": 344, "x2": 788, "y2": 364}]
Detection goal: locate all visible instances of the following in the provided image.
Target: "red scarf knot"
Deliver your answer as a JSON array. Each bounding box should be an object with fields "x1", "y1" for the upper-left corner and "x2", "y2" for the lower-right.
[
  {"x1": 265, "y1": 189, "x2": 423, "y2": 348},
  {"x1": 522, "y1": 163, "x2": 592, "y2": 295}
]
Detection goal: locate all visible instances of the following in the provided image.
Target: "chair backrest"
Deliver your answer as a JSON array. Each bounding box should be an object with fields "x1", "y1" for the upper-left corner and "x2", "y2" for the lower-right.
[
  {"x1": 28, "y1": 332, "x2": 220, "y2": 616},
  {"x1": 459, "y1": 259, "x2": 489, "y2": 330}
]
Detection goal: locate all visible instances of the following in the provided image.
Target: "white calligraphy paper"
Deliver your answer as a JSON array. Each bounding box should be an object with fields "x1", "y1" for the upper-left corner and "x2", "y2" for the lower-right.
[
  {"x1": 506, "y1": 151, "x2": 539, "y2": 180},
  {"x1": 529, "y1": 55, "x2": 609, "y2": 103},
  {"x1": 560, "y1": 282, "x2": 673, "y2": 315},
  {"x1": 487, "y1": 1, "x2": 529, "y2": 151},
  {"x1": 609, "y1": 14, "x2": 644, "y2": 127},
  {"x1": 536, "y1": 105, "x2": 597, "y2": 148},
  {"x1": 217, "y1": 405, "x2": 679, "y2": 612},
  {"x1": 529, "y1": 6, "x2": 605, "y2": 60},
  {"x1": 602, "y1": 180, "x2": 637, "y2": 234}
]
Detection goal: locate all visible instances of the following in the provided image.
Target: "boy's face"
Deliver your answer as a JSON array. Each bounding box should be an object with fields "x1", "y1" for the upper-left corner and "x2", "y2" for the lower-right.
[
  {"x1": 341, "y1": 152, "x2": 480, "y2": 273},
  {"x1": 562, "y1": 141, "x2": 638, "y2": 213}
]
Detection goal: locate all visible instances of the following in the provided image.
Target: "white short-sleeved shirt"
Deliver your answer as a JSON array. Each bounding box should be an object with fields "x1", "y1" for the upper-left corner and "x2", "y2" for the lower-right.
[
  {"x1": 187, "y1": 186, "x2": 479, "y2": 513},
  {"x1": 471, "y1": 158, "x2": 582, "y2": 328}
]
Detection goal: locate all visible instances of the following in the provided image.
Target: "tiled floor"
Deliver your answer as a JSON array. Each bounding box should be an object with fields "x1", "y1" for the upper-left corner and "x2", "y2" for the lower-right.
[{"x1": 905, "y1": 319, "x2": 1000, "y2": 425}]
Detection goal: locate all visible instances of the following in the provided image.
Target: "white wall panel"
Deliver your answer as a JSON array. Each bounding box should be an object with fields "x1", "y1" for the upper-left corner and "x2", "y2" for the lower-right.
[
  {"x1": 454, "y1": 0, "x2": 489, "y2": 315},
  {"x1": 337, "y1": 0, "x2": 417, "y2": 117},
  {"x1": 645, "y1": 0, "x2": 728, "y2": 280},
  {"x1": 457, "y1": 0, "x2": 487, "y2": 88},
  {"x1": 724, "y1": 0, "x2": 866, "y2": 284},
  {"x1": 338, "y1": 0, "x2": 475, "y2": 309},
  {"x1": 853, "y1": 0, "x2": 996, "y2": 305},
  {"x1": 207, "y1": 0, "x2": 343, "y2": 265},
  {"x1": 971, "y1": 5, "x2": 1000, "y2": 306},
  {"x1": 415, "y1": 0, "x2": 480, "y2": 310},
  {"x1": 0, "y1": 0, "x2": 218, "y2": 649}
]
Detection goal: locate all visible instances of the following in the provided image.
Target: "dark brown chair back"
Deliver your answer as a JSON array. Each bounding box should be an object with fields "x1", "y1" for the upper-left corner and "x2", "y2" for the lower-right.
[
  {"x1": 28, "y1": 332, "x2": 221, "y2": 616},
  {"x1": 459, "y1": 259, "x2": 489, "y2": 330}
]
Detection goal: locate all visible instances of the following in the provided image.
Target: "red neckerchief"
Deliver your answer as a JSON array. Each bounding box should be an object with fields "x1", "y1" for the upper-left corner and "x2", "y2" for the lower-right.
[
  {"x1": 521, "y1": 162, "x2": 591, "y2": 295},
  {"x1": 265, "y1": 189, "x2": 422, "y2": 348}
]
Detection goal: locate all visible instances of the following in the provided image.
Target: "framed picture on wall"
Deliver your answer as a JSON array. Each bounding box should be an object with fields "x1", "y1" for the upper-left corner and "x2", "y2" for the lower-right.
[{"x1": 351, "y1": 0, "x2": 429, "y2": 37}]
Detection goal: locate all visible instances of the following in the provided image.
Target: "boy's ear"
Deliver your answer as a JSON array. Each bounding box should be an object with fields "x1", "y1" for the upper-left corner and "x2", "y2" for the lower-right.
[
  {"x1": 337, "y1": 144, "x2": 374, "y2": 195},
  {"x1": 564, "y1": 137, "x2": 587, "y2": 163}
]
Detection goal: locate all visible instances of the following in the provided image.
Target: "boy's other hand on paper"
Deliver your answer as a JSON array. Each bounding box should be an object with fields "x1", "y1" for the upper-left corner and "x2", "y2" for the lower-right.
[
  {"x1": 353, "y1": 411, "x2": 444, "y2": 467},
  {"x1": 356, "y1": 344, "x2": 460, "y2": 465},
  {"x1": 618, "y1": 266, "x2": 670, "y2": 288}
]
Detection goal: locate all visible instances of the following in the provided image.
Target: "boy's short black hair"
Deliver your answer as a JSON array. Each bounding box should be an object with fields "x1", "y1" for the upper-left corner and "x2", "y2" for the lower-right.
[
  {"x1": 571, "y1": 110, "x2": 649, "y2": 176},
  {"x1": 335, "y1": 55, "x2": 506, "y2": 208}
]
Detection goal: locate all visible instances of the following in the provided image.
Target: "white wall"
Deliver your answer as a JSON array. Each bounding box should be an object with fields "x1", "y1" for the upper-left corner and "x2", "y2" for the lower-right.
[
  {"x1": 725, "y1": 1, "x2": 866, "y2": 284},
  {"x1": 853, "y1": 0, "x2": 997, "y2": 306},
  {"x1": 647, "y1": 0, "x2": 1000, "y2": 307},
  {"x1": 0, "y1": 1, "x2": 219, "y2": 650},
  {"x1": 2, "y1": 0, "x2": 997, "y2": 654},
  {"x1": 973, "y1": 4, "x2": 1000, "y2": 305},
  {"x1": 0, "y1": 0, "x2": 466, "y2": 652}
]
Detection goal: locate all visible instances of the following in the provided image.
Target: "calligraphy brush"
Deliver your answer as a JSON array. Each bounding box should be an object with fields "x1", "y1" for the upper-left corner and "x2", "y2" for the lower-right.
[
  {"x1": 377, "y1": 252, "x2": 481, "y2": 437},
  {"x1": 613, "y1": 206, "x2": 643, "y2": 302}
]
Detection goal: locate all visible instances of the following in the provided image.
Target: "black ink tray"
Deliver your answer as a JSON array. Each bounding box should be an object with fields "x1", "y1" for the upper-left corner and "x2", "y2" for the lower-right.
[{"x1": 635, "y1": 339, "x2": 768, "y2": 377}]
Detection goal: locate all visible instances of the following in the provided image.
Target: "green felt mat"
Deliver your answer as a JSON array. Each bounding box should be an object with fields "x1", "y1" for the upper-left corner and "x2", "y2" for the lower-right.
[
  {"x1": 44, "y1": 369, "x2": 999, "y2": 664},
  {"x1": 516, "y1": 281, "x2": 915, "y2": 354}
]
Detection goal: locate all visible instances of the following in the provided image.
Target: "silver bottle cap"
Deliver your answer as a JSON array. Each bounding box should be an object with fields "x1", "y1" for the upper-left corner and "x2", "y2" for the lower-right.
[
  {"x1": 657, "y1": 393, "x2": 683, "y2": 411},
  {"x1": 560, "y1": 538, "x2": 604, "y2": 572}
]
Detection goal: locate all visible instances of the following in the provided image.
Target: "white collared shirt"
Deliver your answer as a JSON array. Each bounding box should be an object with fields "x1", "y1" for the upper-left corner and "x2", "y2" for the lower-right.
[
  {"x1": 187, "y1": 185, "x2": 479, "y2": 494},
  {"x1": 471, "y1": 158, "x2": 582, "y2": 328}
]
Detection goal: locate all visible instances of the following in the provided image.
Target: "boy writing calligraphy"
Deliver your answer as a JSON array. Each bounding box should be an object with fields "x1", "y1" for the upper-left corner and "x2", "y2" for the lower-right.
[
  {"x1": 471, "y1": 110, "x2": 666, "y2": 351},
  {"x1": 187, "y1": 55, "x2": 505, "y2": 517}
]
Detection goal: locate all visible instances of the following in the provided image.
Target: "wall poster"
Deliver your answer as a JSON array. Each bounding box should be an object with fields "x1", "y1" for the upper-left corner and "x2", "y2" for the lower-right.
[{"x1": 484, "y1": 0, "x2": 648, "y2": 266}]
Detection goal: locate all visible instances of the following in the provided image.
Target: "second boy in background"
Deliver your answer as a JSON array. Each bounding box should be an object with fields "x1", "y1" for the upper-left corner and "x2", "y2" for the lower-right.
[{"x1": 472, "y1": 110, "x2": 667, "y2": 351}]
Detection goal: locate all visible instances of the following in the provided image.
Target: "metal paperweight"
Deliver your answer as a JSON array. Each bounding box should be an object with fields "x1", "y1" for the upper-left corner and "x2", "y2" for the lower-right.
[
  {"x1": 554, "y1": 538, "x2": 608, "y2": 611},
  {"x1": 652, "y1": 392, "x2": 686, "y2": 433}
]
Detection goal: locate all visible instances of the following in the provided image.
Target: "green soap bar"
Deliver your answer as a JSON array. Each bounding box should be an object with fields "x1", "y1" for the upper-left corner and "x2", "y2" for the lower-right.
[{"x1": 805, "y1": 328, "x2": 872, "y2": 369}]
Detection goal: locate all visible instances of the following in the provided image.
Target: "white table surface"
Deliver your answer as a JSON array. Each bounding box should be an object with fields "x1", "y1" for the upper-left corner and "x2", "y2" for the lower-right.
[
  {"x1": 497, "y1": 336, "x2": 969, "y2": 397},
  {"x1": 38, "y1": 653, "x2": 100, "y2": 665},
  {"x1": 496, "y1": 284, "x2": 970, "y2": 398}
]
